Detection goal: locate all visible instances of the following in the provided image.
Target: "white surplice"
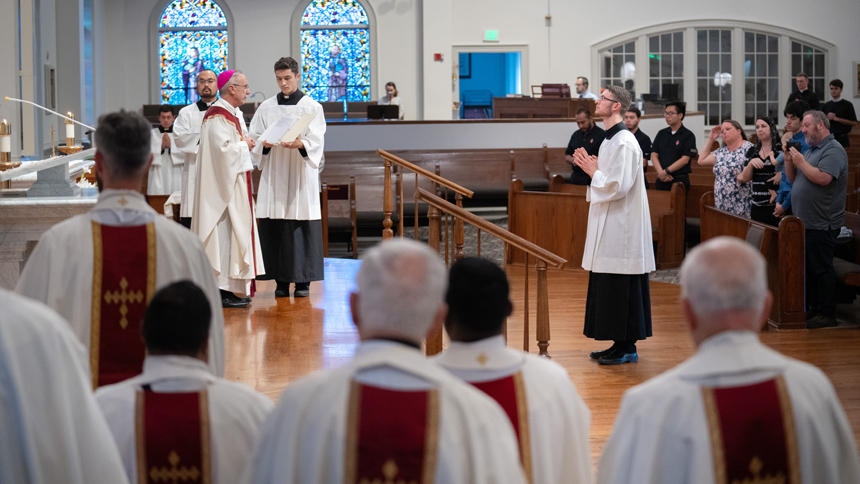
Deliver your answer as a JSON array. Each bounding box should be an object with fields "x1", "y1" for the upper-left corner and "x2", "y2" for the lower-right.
[
  {"x1": 432, "y1": 335, "x2": 593, "y2": 484},
  {"x1": 95, "y1": 355, "x2": 273, "y2": 484},
  {"x1": 192, "y1": 98, "x2": 264, "y2": 294},
  {"x1": 0, "y1": 289, "x2": 129, "y2": 484},
  {"x1": 173, "y1": 101, "x2": 212, "y2": 218},
  {"x1": 242, "y1": 340, "x2": 527, "y2": 484},
  {"x1": 249, "y1": 93, "x2": 326, "y2": 220},
  {"x1": 15, "y1": 189, "x2": 226, "y2": 377},
  {"x1": 597, "y1": 331, "x2": 860, "y2": 484},
  {"x1": 582, "y1": 123, "x2": 655, "y2": 274},
  {"x1": 147, "y1": 127, "x2": 184, "y2": 196}
]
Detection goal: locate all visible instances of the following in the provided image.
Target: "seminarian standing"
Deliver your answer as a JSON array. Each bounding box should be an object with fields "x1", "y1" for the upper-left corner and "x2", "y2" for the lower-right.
[
  {"x1": 147, "y1": 105, "x2": 183, "y2": 196},
  {"x1": 173, "y1": 68, "x2": 218, "y2": 229},
  {"x1": 574, "y1": 85, "x2": 655, "y2": 365},
  {"x1": 16, "y1": 111, "x2": 225, "y2": 386},
  {"x1": 249, "y1": 57, "x2": 326, "y2": 298},
  {"x1": 192, "y1": 70, "x2": 265, "y2": 308}
]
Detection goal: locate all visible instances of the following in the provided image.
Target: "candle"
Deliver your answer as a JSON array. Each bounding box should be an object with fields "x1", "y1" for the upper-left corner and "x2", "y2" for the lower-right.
[
  {"x1": 0, "y1": 119, "x2": 10, "y2": 163},
  {"x1": 65, "y1": 112, "x2": 75, "y2": 144}
]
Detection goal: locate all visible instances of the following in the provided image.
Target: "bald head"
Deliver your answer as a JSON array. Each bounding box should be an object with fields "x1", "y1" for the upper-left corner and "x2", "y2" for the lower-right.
[
  {"x1": 351, "y1": 239, "x2": 447, "y2": 343},
  {"x1": 679, "y1": 237, "x2": 772, "y2": 345}
]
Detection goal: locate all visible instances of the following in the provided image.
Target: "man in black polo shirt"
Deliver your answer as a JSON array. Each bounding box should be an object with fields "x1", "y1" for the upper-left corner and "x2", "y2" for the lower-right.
[
  {"x1": 650, "y1": 101, "x2": 697, "y2": 193},
  {"x1": 625, "y1": 107, "x2": 652, "y2": 187},
  {"x1": 786, "y1": 72, "x2": 821, "y2": 110},
  {"x1": 565, "y1": 107, "x2": 606, "y2": 185},
  {"x1": 822, "y1": 79, "x2": 857, "y2": 148}
]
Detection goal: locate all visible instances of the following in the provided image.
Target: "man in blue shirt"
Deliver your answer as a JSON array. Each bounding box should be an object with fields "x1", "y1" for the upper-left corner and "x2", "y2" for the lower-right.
[{"x1": 774, "y1": 100, "x2": 811, "y2": 218}]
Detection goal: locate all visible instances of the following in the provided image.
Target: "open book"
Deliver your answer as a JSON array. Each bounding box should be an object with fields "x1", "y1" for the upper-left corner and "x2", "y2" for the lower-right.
[{"x1": 256, "y1": 112, "x2": 316, "y2": 146}]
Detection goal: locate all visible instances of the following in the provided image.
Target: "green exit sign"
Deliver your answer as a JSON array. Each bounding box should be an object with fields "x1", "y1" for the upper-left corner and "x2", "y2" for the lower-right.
[{"x1": 484, "y1": 30, "x2": 499, "y2": 42}]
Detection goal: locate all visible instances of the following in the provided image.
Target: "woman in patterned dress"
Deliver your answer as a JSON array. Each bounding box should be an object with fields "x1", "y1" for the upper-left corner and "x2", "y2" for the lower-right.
[
  {"x1": 737, "y1": 116, "x2": 783, "y2": 226},
  {"x1": 697, "y1": 119, "x2": 754, "y2": 217}
]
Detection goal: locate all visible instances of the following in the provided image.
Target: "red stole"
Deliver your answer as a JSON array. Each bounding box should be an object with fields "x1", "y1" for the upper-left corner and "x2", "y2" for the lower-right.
[
  {"x1": 471, "y1": 372, "x2": 533, "y2": 482},
  {"x1": 344, "y1": 381, "x2": 440, "y2": 484},
  {"x1": 702, "y1": 376, "x2": 801, "y2": 484},
  {"x1": 135, "y1": 389, "x2": 212, "y2": 484},
  {"x1": 90, "y1": 221, "x2": 156, "y2": 388}
]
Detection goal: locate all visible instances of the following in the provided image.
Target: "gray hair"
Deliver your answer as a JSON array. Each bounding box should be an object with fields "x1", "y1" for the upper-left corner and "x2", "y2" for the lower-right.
[
  {"x1": 603, "y1": 85, "x2": 632, "y2": 113},
  {"x1": 356, "y1": 239, "x2": 447, "y2": 341},
  {"x1": 680, "y1": 236, "x2": 768, "y2": 318},
  {"x1": 218, "y1": 70, "x2": 242, "y2": 97},
  {"x1": 804, "y1": 110, "x2": 830, "y2": 131},
  {"x1": 94, "y1": 110, "x2": 152, "y2": 180}
]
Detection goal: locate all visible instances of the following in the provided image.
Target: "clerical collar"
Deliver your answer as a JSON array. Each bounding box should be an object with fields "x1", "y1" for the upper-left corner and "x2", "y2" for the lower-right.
[
  {"x1": 277, "y1": 90, "x2": 305, "y2": 106},
  {"x1": 371, "y1": 337, "x2": 421, "y2": 350},
  {"x1": 604, "y1": 120, "x2": 627, "y2": 140},
  {"x1": 158, "y1": 125, "x2": 173, "y2": 133},
  {"x1": 196, "y1": 99, "x2": 213, "y2": 111},
  {"x1": 833, "y1": 96, "x2": 842, "y2": 102}
]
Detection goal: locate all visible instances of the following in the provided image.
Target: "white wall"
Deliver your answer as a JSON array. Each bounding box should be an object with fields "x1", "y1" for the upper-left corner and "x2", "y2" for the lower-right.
[{"x1": 0, "y1": 0, "x2": 21, "y2": 157}]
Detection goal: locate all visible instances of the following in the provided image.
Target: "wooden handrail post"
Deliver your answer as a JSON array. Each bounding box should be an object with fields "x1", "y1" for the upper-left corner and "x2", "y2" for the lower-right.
[
  {"x1": 454, "y1": 194, "x2": 465, "y2": 260},
  {"x1": 382, "y1": 158, "x2": 393, "y2": 239},
  {"x1": 321, "y1": 180, "x2": 329, "y2": 257},
  {"x1": 523, "y1": 254, "x2": 529, "y2": 352},
  {"x1": 426, "y1": 204, "x2": 443, "y2": 355},
  {"x1": 396, "y1": 165, "x2": 404, "y2": 237},
  {"x1": 536, "y1": 258, "x2": 551, "y2": 358}
]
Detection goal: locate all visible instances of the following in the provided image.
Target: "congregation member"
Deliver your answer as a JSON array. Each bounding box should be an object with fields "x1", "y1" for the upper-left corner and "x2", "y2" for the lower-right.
[
  {"x1": 785, "y1": 72, "x2": 820, "y2": 110},
  {"x1": 146, "y1": 105, "x2": 183, "y2": 196},
  {"x1": 697, "y1": 120, "x2": 753, "y2": 218},
  {"x1": 573, "y1": 85, "x2": 654, "y2": 365},
  {"x1": 433, "y1": 257, "x2": 592, "y2": 484},
  {"x1": 242, "y1": 239, "x2": 526, "y2": 484},
  {"x1": 597, "y1": 237, "x2": 860, "y2": 484},
  {"x1": 173, "y1": 68, "x2": 218, "y2": 229},
  {"x1": 565, "y1": 106, "x2": 605, "y2": 185},
  {"x1": 96, "y1": 281, "x2": 273, "y2": 484},
  {"x1": 624, "y1": 107, "x2": 652, "y2": 186},
  {"x1": 737, "y1": 116, "x2": 782, "y2": 226},
  {"x1": 822, "y1": 79, "x2": 857, "y2": 148},
  {"x1": 0, "y1": 289, "x2": 129, "y2": 484},
  {"x1": 784, "y1": 110, "x2": 849, "y2": 329},
  {"x1": 16, "y1": 111, "x2": 225, "y2": 387},
  {"x1": 378, "y1": 81, "x2": 404, "y2": 119},
  {"x1": 192, "y1": 70, "x2": 265, "y2": 309},
  {"x1": 249, "y1": 57, "x2": 326, "y2": 298},
  {"x1": 650, "y1": 101, "x2": 697, "y2": 193},
  {"x1": 574, "y1": 76, "x2": 599, "y2": 99},
  {"x1": 774, "y1": 100, "x2": 811, "y2": 218}
]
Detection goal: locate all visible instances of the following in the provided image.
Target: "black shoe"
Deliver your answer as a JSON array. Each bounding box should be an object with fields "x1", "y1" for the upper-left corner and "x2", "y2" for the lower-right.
[
  {"x1": 239, "y1": 296, "x2": 252, "y2": 304},
  {"x1": 806, "y1": 311, "x2": 819, "y2": 321},
  {"x1": 220, "y1": 290, "x2": 250, "y2": 309},
  {"x1": 275, "y1": 283, "x2": 289, "y2": 298},
  {"x1": 590, "y1": 346, "x2": 616, "y2": 360},
  {"x1": 598, "y1": 352, "x2": 639, "y2": 365},
  {"x1": 294, "y1": 282, "x2": 310, "y2": 298},
  {"x1": 807, "y1": 315, "x2": 838, "y2": 329}
]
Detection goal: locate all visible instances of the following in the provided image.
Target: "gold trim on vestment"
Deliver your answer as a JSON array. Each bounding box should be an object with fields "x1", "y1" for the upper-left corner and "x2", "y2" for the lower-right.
[
  {"x1": 146, "y1": 222, "x2": 157, "y2": 303},
  {"x1": 90, "y1": 221, "x2": 103, "y2": 390},
  {"x1": 202, "y1": 114, "x2": 241, "y2": 136},
  {"x1": 343, "y1": 380, "x2": 361, "y2": 484},
  {"x1": 135, "y1": 390, "x2": 147, "y2": 484},
  {"x1": 513, "y1": 372, "x2": 533, "y2": 484},
  {"x1": 702, "y1": 386, "x2": 728, "y2": 484},
  {"x1": 776, "y1": 376, "x2": 801, "y2": 484},
  {"x1": 199, "y1": 389, "x2": 212, "y2": 484},
  {"x1": 421, "y1": 389, "x2": 440, "y2": 484}
]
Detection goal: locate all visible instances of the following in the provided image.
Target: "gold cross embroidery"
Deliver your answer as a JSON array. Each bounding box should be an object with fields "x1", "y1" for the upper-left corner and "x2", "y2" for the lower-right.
[
  {"x1": 149, "y1": 451, "x2": 201, "y2": 483},
  {"x1": 103, "y1": 277, "x2": 144, "y2": 329},
  {"x1": 729, "y1": 456, "x2": 787, "y2": 484},
  {"x1": 476, "y1": 353, "x2": 489, "y2": 365},
  {"x1": 118, "y1": 196, "x2": 128, "y2": 206},
  {"x1": 358, "y1": 459, "x2": 417, "y2": 484}
]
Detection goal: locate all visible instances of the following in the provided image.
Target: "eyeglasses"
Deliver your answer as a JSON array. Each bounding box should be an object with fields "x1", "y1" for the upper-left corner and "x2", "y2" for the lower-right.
[
  {"x1": 664, "y1": 111, "x2": 678, "y2": 117},
  {"x1": 599, "y1": 95, "x2": 619, "y2": 104},
  {"x1": 199, "y1": 79, "x2": 217, "y2": 85}
]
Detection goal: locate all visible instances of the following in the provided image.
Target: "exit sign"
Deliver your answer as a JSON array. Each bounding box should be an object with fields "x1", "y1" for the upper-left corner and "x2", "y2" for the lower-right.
[{"x1": 483, "y1": 30, "x2": 499, "y2": 42}]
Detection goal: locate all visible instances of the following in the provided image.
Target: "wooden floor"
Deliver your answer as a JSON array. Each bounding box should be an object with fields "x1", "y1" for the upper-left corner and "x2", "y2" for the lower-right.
[{"x1": 224, "y1": 258, "x2": 860, "y2": 469}]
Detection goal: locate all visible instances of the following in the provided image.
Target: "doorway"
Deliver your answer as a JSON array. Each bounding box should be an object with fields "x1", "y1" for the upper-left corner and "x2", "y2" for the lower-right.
[{"x1": 453, "y1": 46, "x2": 527, "y2": 119}]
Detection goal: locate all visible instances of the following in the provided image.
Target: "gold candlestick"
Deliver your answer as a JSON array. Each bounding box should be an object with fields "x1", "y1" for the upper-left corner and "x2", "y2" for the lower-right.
[
  {"x1": 50, "y1": 122, "x2": 56, "y2": 158},
  {"x1": 0, "y1": 119, "x2": 10, "y2": 163},
  {"x1": 58, "y1": 112, "x2": 82, "y2": 155}
]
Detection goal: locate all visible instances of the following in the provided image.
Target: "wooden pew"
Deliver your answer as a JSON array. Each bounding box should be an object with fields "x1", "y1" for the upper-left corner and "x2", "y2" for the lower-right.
[
  {"x1": 699, "y1": 191, "x2": 806, "y2": 330},
  {"x1": 835, "y1": 212, "x2": 860, "y2": 288},
  {"x1": 321, "y1": 177, "x2": 358, "y2": 258}
]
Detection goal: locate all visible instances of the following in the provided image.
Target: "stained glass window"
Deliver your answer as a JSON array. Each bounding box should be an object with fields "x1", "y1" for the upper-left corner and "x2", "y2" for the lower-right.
[
  {"x1": 158, "y1": 0, "x2": 228, "y2": 105},
  {"x1": 300, "y1": 0, "x2": 370, "y2": 102}
]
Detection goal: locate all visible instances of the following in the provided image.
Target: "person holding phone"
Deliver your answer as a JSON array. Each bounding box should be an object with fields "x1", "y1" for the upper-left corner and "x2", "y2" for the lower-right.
[
  {"x1": 738, "y1": 116, "x2": 782, "y2": 226},
  {"x1": 773, "y1": 100, "x2": 811, "y2": 218}
]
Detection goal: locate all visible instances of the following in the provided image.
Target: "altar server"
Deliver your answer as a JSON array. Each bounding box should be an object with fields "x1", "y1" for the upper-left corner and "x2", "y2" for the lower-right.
[
  {"x1": 433, "y1": 257, "x2": 593, "y2": 484},
  {"x1": 0, "y1": 288, "x2": 129, "y2": 484},
  {"x1": 573, "y1": 84, "x2": 655, "y2": 365},
  {"x1": 16, "y1": 111, "x2": 225, "y2": 386},
  {"x1": 192, "y1": 70, "x2": 265, "y2": 308},
  {"x1": 249, "y1": 57, "x2": 326, "y2": 298},
  {"x1": 96, "y1": 281, "x2": 272, "y2": 484},
  {"x1": 173, "y1": 68, "x2": 218, "y2": 229},
  {"x1": 242, "y1": 239, "x2": 526, "y2": 484},
  {"x1": 597, "y1": 237, "x2": 860, "y2": 484},
  {"x1": 146, "y1": 105, "x2": 183, "y2": 195}
]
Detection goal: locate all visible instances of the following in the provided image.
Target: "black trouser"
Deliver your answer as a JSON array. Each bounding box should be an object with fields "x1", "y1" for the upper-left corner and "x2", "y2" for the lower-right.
[
  {"x1": 805, "y1": 228, "x2": 839, "y2": 317},
  {"x1": 180, "y1": 217, "x2": 192, "y2": 230},
  {"x1": 655, "y1": 173, "x2": 690, "y2": 194}
]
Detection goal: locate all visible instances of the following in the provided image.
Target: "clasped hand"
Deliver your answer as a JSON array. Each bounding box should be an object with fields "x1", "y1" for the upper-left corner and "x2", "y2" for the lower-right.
[{"x1": 572, "y1": 148, "x2": 598, "y2": 177}]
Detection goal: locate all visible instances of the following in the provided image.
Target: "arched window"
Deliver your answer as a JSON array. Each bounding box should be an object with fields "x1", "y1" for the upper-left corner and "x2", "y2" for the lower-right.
[
  {"x1": 158, "y1": 0, "x2": 229, "y2": 104},
  {"x1": 299, "y1": 0, "x2": 371, "y2": 102}
]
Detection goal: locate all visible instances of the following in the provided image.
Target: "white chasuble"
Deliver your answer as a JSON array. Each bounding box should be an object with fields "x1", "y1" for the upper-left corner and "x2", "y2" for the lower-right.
[
  {"x1": 0, "y1": 289, "x2": 129, "y2": 484},
  {"x1": 249, "y1": 93, "x2": 326, "y2": 220},
  {"x1": 582, "y1": 123, "x2": 655, "y2": 274},
  {"x1": 433, "y1": 335, "x2": 593, "y2": 484},
  {"x1": 191, "y1": 98, "x2": 264, "y2": 294},
  {"x1": 147, "y1": 127, "x2": 184, "y2": 196},
  {"x1": 241, "y1": 341, "x2": 527, "y2": 484},
  {"x1": 173, "y1": 101, "x2": 211, "y2": 218},
  {"x1": 16, "y1": 189, "x2": 226, "y2": 378},
  {"x1": 597, "y1": 331, "x2": 860, "y2": 484}
]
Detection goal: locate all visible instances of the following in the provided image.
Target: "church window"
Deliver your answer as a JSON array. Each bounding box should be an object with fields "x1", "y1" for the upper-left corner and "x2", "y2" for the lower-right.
[
  {"x1": 300, "y1": 0, "x2": 371, "y2": 102},
  {"x1": 790, "y1": 42, "x2": 826, "y2": 103},
  {"x1": 744, "y1": 32, "x2": 779, "y2": 125},
  {"x1": 599, "y1": 42, "x2": 636, "y2": 98},
  {"x1": 696, "y1": 29, "x2": 732, "y2": 127},
  {"x1": 649, "y1": 32, "x2": 684, "y2": 102},
  {"x1": 158, "y1": 0, "x2": 229, "y2": 104}
]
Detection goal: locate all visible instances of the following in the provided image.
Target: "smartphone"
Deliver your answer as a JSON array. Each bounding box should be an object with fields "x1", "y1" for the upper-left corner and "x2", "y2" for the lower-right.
[{"x1": 786, "y1": 141, "x2": 802, "y2": 152}]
